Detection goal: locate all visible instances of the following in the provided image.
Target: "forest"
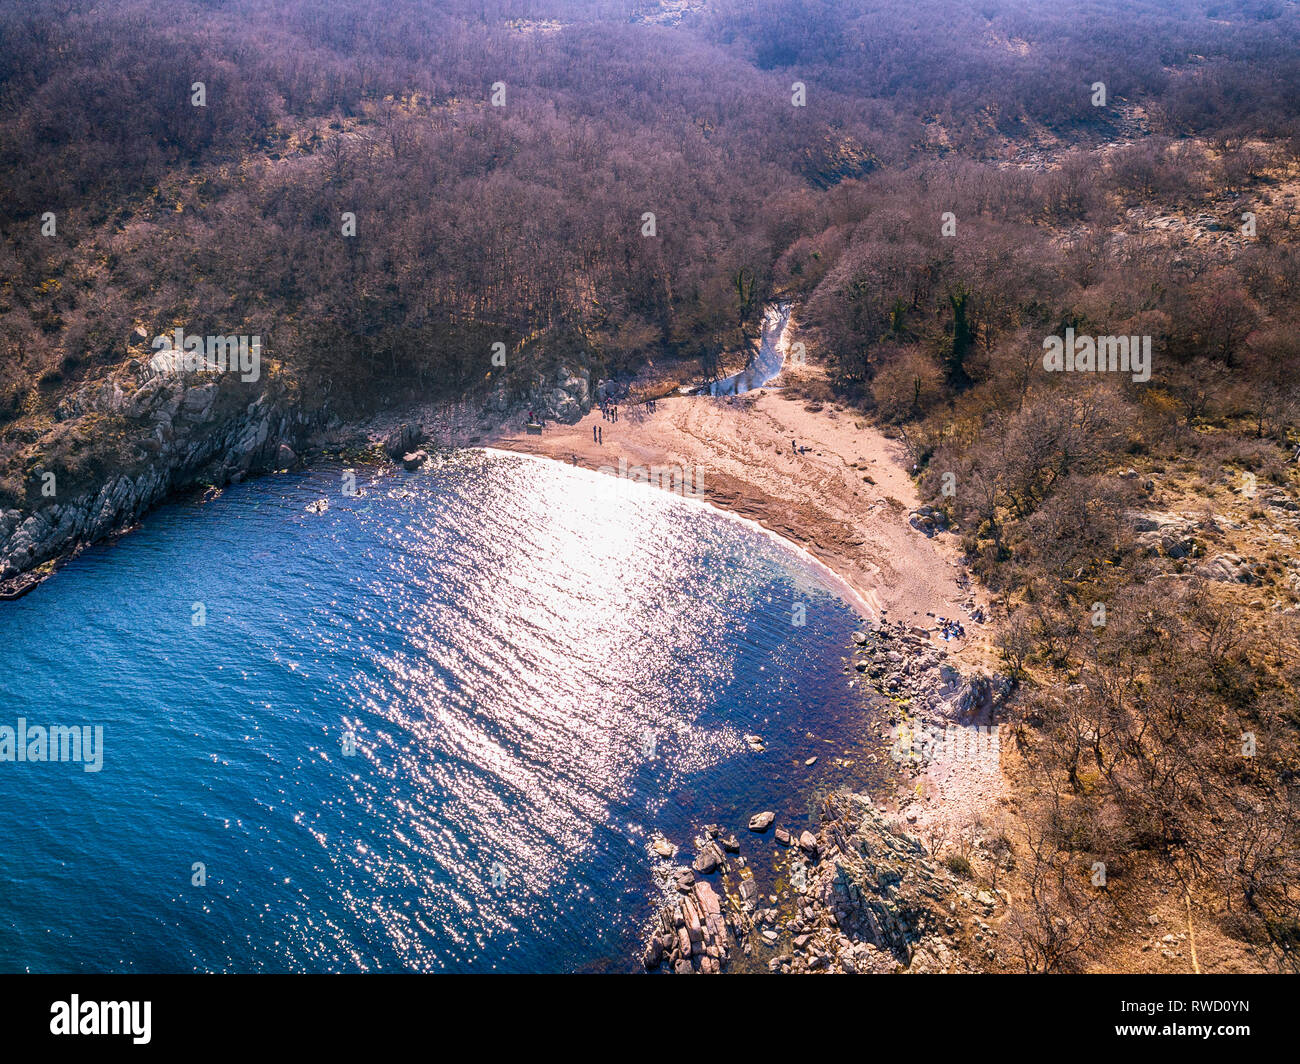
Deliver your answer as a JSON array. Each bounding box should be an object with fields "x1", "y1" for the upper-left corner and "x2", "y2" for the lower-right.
[{"x1": 2, "y1": 0, "x2": 1299, "y2": 970}]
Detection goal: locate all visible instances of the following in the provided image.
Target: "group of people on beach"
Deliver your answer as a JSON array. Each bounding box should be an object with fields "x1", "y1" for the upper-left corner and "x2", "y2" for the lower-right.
[
  {"x1": 937, "y1": 617, "x2": 966, "y2": 641},
  {"x1": 598, "y1": 393, "x2": 659, "y2": 424},
  {"x1": 591, "y1": 394, "x2": 662, "y2": 444}
]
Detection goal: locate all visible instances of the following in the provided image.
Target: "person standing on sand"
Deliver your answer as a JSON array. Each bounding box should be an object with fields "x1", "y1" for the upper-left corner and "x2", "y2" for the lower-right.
[
  {"x1": 593, "y1": 424, "x2": 598, "y2": 443},
  {"x1": 791, "y1": 439, "x2": 797, "y2": 454},
  {"x1": 598, "y1": 425, "x2": 602, "y2": 444}
]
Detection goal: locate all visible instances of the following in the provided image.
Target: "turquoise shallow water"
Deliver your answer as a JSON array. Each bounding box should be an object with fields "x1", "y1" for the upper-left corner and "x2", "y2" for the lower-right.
[{"x1": 0, "y1": 449, "x2": 875, "y2": 972}]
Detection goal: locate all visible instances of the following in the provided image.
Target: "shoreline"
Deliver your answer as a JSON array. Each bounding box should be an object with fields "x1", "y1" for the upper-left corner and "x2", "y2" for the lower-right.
[
  {"x1": 405, "y1": 351, "x2": 1009, "y2": 848},
  {"x1": 481, "y1": 445, "x2": 882, "y2": 624},
  {"x1": 485, "y1": 377, "x2": 992, "y2": 673}
]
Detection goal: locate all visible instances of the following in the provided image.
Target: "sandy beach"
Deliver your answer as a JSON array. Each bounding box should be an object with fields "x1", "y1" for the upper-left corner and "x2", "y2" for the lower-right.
[{"x1": 489, "y1": 371, "x2": 991, "y2": 670}]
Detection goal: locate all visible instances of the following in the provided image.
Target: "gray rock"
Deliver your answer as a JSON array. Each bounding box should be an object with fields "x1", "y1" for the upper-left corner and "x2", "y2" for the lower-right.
[
  {"x1": 1, "y1": 369, "x2": 325, "y2": 582},
  {"x1": 693, "y1": 842, "x2": 724, "y2": 875},
  {"x1": 1202, "y1": 553, "x2": 1257, "y2": 584},
  {"x1": 383, "y1": 423, "x2": 423, "y2": 459}
]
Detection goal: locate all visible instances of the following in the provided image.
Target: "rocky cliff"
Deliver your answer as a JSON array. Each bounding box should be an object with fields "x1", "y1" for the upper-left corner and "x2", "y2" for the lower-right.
[
  {"x1": 0, "y1": 366, "x2": 323, "y2": 595},
  {"x1": 0, "y1": 359, "x2": 597, "y2": 597}
]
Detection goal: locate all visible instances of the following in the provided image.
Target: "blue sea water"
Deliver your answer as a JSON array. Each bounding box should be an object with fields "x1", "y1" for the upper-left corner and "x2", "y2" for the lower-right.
[{"x1": 0, "y1": 449, "x2": 878, "y2": 972}]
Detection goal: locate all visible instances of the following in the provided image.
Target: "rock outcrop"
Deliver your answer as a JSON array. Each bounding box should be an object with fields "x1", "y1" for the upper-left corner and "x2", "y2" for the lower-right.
[
  {"x1": 1201, "y1": 552, "x2": 1260, "y2": 584},
  {"x1": 382, "y1": 423, "x2": 424, "y2": 459},
  {"x1": 0, "y1": 368, "x2": 322, "y2": 590},
  {"x1": 797, "y1": 794, "x2": 980, "y2": 973},
  {"x1": 644, "y1": 796, "x2": 987, "y2": 974},
  {"x1": 645, "y1": 876, "x2": 731, "y2": 974},
  {"x1": 481, "y1": 365, "x2": 592, "y2": 426},
  {"x1": 1, "y1": 352, "x2": 600, "y2": 596},
  {"x1": 851, "y1": 618, "x2": 1008, "y2": 724}
]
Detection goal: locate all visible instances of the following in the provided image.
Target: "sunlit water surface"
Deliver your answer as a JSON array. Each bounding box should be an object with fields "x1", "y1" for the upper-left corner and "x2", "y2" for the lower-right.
[{"x1": 0, "y1": 450, "x2": 879, "y2": 972}]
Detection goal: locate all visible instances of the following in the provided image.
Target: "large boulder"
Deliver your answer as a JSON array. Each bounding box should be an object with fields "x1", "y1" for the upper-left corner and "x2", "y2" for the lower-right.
[
  {"x1": 1128, "y1": 510, "x2": 1190, "y2": 534},
  {"x1": 1128, "y1": 510, "x2": 1200, "y2": 558},
  {"x1": 383, "y1": 423, "x2": 423, "y2": 459},
  {"x1": 549, "y1": 388, "x2": 581, "y2": 423},
  {"x1": 1201, "y1": 553, "x2": 1259, "y2": 584},
  {"x1": 537, "y1": 367, "x2": 591, "y2": 424},
  {"x1": 692, "y1": 841, "x2": 724, "y2": 875}
]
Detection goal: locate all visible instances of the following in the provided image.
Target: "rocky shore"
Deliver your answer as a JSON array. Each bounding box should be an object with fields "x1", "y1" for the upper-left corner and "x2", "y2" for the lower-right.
[
  {"x1": 643, "y1": 618, "x2": 1011, "y2": 975},
  {"x1": 0, "y1": 359, "x2": 597, "y2": 598},
  {"x1": 644, "y1": 791, "x2": 1000, "y2": 975},
  {"x1": 0, "y1": 369, "x2": 323, "y2": 596}
]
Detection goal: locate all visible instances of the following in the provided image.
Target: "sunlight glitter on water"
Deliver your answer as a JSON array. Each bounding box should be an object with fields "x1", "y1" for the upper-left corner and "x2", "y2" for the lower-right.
[{"x1": 0, "y1": 449, "x2": 875, "y2": 972}]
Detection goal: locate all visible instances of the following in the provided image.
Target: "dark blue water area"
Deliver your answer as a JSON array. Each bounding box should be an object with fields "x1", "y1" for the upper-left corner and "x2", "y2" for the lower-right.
[{"x1": 0, "y1": 448, "x2": 881, "y2": 972}]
